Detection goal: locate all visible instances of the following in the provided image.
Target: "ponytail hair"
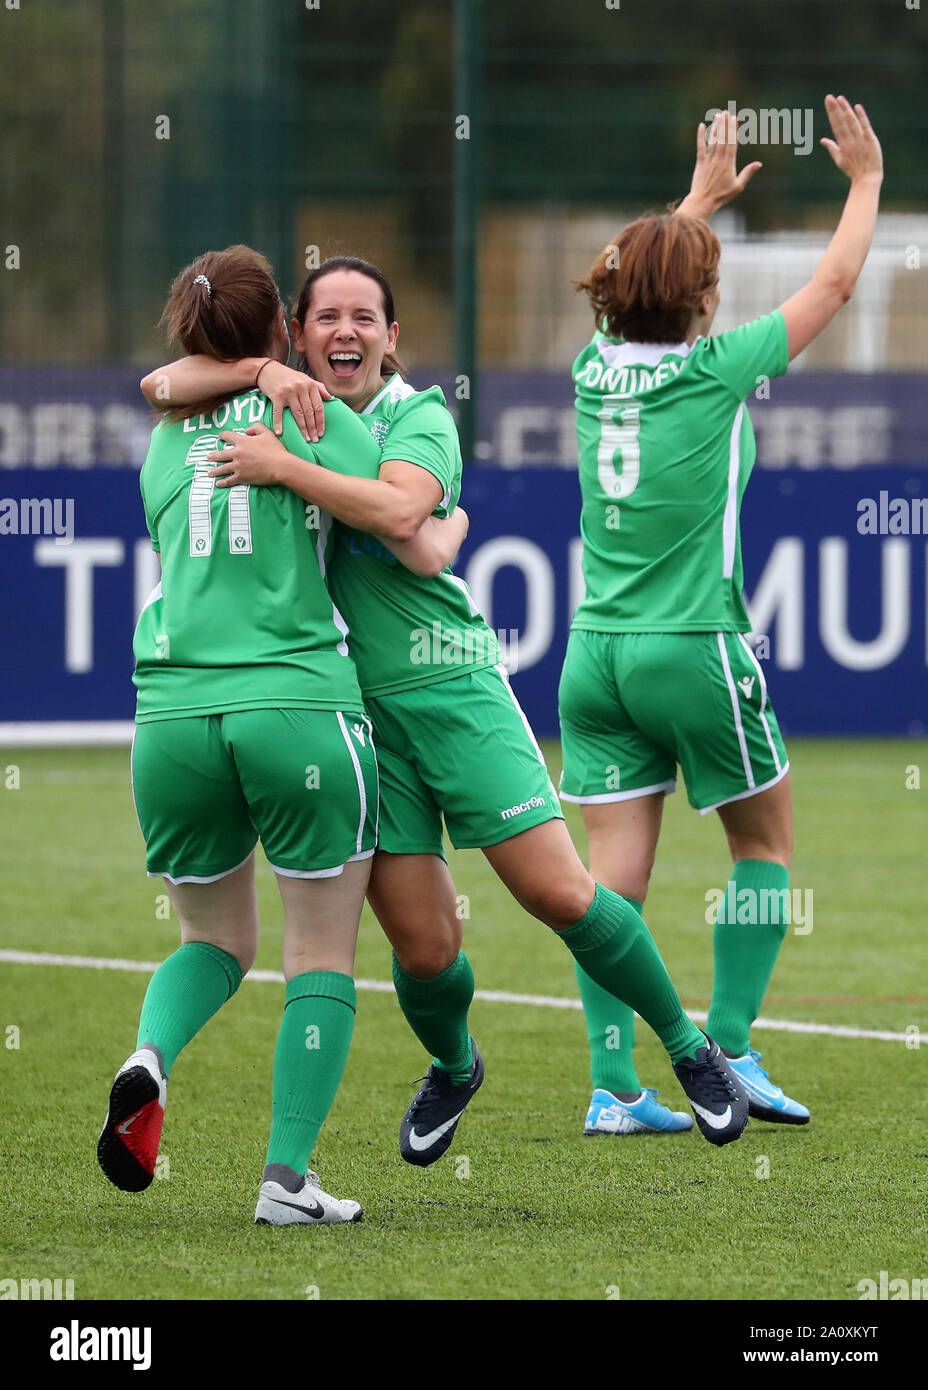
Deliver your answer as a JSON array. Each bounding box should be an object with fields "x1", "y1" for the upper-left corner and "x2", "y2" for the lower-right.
[
  {"x1": 158, "y1": 245, "x2": 283, "y2": 421},
  {"x1": 577, "y1": 214, "x2": 720, "y2": 344},
  {"x1": 293, "y1": 255, "x2": 406, "y2": 378},
  {"x1": 161, "y1": 245, "x2": 281, "y2": 361}
]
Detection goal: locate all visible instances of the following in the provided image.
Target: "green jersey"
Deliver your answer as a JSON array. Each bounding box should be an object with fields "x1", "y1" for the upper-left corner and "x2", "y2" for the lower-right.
[
  {"x1": 327, "y1": 374, "x2": 501, "y2": 697},
  {"x1": 570, "y1": 310, "x2": 789, "y2": 633},
  {"x1": 133, "y1": 392, "x2": 381, "y2": 722}
]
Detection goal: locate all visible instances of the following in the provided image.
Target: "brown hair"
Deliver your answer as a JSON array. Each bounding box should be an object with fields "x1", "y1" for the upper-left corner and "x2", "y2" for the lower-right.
[
  {"x1": 160, "y1": 245, "x2": 282, "y2": 419},
  {"x1": 577, "y1": 214, "x2": 721, "y2": 343},
  {"x1": 293, "y1": 256, "x2": 406, "y2": 379}
]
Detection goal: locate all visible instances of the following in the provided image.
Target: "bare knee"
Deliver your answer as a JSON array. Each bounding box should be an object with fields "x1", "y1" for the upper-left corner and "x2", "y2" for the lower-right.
[
  {"x1": 181, "y1": 929, "x2": 257, "y2": 977},
  {"x1": 637, "y1": 866, "x2": 655, "y2": 903},
  {"x1": 230, "y1": 942, "x2": 257, "y2": 975},
  {"x1": 719, "y1": 776, "x2": 793, "y2": 869},
  {"x1": 527, "y1": 874, "x2": 595, "y2": 931},
  {"x1": 617, "y1": 856, "x2": 655, "y2": 905},
  {"x1": 392, "y1": 937, "x2": 460, "y2": 979},
  {"x1": 727, "y1": 836, "x2": 792, "y2": 871},
  {"x1": 373, "y1": 898, "x2": 462, "y2": 979},
  {"x1": 283, "y1": 945, "x2": 352, "y2": 980}
]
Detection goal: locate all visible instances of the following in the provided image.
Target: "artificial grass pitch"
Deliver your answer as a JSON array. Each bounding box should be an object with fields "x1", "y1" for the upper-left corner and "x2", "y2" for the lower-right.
[{"x1": 0, "y1": 741, "x2": 925, "y2": 1301}]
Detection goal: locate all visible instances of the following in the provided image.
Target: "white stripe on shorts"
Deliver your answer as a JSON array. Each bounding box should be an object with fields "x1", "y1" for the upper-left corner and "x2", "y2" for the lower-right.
[
  {"x1": 699, "y1": 761, "x2": 790, "y2": 815},
  {"x1": 716, "y1": 632, "x2": 754, "y2": 790},
  {"x1": 493, "y1": 662, "x2": 550, "y2": 774},
  {"x1": 336, "y1": 710, "x2": 368, "y2": 854},
  {"x1": 559, "y1": 778, "x2": 677, "y2": 805},
  {"x1": 269, "y1": 847, "x2": 375, "y2": 880},
  {"x1": 365, "y1": 716, "x2": 381, "y2": 843},
  {"x1": 149, "y1": 847, "x2": 256, "y2": 886},
  {"x1": 736, "y1": 633, "x2": 782, "y2": 774}
]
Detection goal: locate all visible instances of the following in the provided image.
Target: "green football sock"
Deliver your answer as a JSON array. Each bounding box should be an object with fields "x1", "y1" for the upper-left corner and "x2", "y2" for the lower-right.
[
  {"x1": 137, "y1": 940, "x2": 242, "y2": 1077},
  {"x1": 558, "y1": 884, "x2": 705, "y2": 1065},
  {"x1": 706, "y1": 859, "x2": 790, "y2": 1057},
  {"x1": 575, "y1": 897, "x2": 642, "y2": 1096},
  {"x1": 391, "y1": 950, "x2": 475, "y2": 1085},
  {"x1": 265, "y1": 971, "x2": 357, "y2": 1175}
]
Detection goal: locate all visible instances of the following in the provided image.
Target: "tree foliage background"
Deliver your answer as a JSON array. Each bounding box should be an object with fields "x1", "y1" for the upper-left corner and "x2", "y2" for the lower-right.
[{"x1": 1, "y1": 0, "x2": 924, "y2": 362}]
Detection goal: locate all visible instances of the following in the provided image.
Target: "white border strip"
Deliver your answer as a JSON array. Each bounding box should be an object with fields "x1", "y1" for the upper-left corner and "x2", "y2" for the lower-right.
[{"x1": 0, "y1": 949, "x2": 911, "y2": 1043}]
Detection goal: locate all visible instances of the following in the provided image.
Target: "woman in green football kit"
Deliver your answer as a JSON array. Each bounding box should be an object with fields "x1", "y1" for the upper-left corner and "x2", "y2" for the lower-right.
[
  {"x1": 101, "y1": 244, "x2": 461, "y2": 1226},
  {"x1": 559, "y1": 98, "x2": 883, "y2": 1135},
  {"x1": 143, "y1": 257, "x2": 751, "y2": 1157}
]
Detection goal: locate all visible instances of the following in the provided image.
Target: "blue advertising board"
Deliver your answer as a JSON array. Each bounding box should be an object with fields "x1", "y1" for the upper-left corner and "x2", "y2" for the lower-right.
[
  {"x1": 1, "y1": 464, "x2": 926, "y2": 740},
  {"x1": 1, "y1": 368, "x2": 926, "y2": 740}
]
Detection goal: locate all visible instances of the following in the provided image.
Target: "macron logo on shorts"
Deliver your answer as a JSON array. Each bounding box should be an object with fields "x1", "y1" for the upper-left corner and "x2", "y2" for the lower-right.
[{"x1": 500, "y1": 796, "x2": 546, "y2": 821}]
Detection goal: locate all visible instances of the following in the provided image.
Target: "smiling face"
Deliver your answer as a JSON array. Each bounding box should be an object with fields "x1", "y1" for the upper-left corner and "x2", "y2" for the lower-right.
[{"x1": 292, "y1": 268, "x2": 399, "y2": 410}]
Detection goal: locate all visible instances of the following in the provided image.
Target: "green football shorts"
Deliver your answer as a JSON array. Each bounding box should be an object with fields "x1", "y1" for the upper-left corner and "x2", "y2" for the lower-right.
[
  {"x1": 558, "y1": 629, "x2": 789, "y2": 814},
  {"x1": 364, "y1": 663, "x2": 563, "y2": 856},
  {"x1": 131, "y1": 707, "x2": 378, "y2": 882}
]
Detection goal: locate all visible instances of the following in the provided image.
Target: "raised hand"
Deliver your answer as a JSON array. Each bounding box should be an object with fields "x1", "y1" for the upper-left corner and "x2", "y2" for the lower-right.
[
  {"x1": 677, "y1": 110, "x2": 763, "y2": 220},
  {"x1": 820, "y1": 95, "x2": 883, "y2": 184}
]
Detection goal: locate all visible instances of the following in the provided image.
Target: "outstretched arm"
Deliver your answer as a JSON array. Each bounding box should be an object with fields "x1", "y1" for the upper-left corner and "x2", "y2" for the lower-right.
[
  {"x1": 778, "y1": 96, "x2": 882, "y2": 361},
  {"x1": 140, "y1": 356, "x2": 331, "y2": 442}
]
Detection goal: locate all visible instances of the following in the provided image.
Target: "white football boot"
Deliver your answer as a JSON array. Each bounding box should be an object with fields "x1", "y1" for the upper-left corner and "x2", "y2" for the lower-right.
[{"x1": 254, "y1": 1166, "x2": 363, "y2": 1225}]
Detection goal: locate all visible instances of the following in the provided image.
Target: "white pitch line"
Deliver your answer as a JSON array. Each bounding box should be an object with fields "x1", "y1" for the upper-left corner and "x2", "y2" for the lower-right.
[
  {"x1": 0, "y1": 722, "x2": 135, "y2": 747},
  {"x1": 0, "y1": 949, "x2": 917, "y2": 1044}
]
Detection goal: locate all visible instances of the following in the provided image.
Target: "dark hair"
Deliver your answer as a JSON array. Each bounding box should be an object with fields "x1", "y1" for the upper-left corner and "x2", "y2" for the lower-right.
[
  {"x1": 577, "y1": 214, "x2": 721, "y2": 343},
  {"x1": 162, "y1": 245, "x2": 281, "y2": 359},
  {"x1": 159, "y1": 245, "x2": 282, "y2": 420},
  {"x1": 293, "y1": 256, "x2": 406, "y2": 378}
]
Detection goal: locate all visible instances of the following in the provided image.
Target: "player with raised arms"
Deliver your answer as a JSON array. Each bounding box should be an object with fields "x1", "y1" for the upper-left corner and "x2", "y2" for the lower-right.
[
  {"x1": 99, "y1": 244, "x2": 462, "y2": 1225},
  {"x1": 141, "y1": 255, "x2": 750, "y2": 1155},
  {"x1": 560, "y1": 98, "x2": 883, "y2": 1136}
]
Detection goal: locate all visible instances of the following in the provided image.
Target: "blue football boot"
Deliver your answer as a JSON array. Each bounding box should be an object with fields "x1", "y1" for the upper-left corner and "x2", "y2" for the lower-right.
[
  {"x1": 583, "y1": 1086, "x2": 693, "y2": 1135},
  {"x1": 726, "y1": 1048, "x2": 810, "y2": 1124}
]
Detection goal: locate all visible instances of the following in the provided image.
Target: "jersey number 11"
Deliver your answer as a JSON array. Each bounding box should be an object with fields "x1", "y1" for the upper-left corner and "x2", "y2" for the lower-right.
[{"x1": 185, "y1": 435, "x2": 253, "y2": 557}]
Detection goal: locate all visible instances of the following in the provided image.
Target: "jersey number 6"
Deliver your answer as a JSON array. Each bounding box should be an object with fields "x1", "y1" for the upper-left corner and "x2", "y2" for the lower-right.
[{"x1": 597, "y1": 397, "x2": 641, "y2": 501}]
